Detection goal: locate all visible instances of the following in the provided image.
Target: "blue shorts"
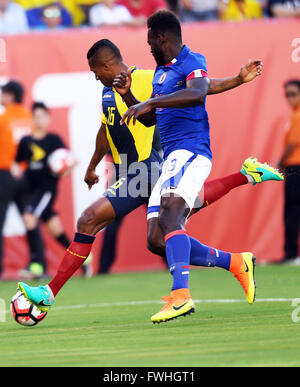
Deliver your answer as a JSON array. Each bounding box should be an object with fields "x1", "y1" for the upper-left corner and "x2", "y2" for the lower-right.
[{"x1": 103, "y1": 150, "x2": 162, "y2": 218}]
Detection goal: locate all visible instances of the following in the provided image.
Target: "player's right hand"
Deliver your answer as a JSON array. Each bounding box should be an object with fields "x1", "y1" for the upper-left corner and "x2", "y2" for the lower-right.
[
  {"x1": 84, "y1": 168, "x2": 99, "y2": 190},
  {"x1": 112, "y1": 68, "x2": 132, "y2": 96}
]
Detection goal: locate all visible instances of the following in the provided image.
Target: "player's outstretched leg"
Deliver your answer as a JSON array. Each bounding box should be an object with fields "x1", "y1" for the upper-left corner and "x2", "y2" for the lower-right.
[
  {"x1": 148, "y1": 157, "x2": 281, "y2": 310},
  {"x1": 18, "y1": 197, "x2": 116, "y2": 312},
  {"x1": 196, "y1": 157, "x2": 283, "y2": 211},
  {"x1": 241, "y1": 157, "x2": 284, "y2": 185}
]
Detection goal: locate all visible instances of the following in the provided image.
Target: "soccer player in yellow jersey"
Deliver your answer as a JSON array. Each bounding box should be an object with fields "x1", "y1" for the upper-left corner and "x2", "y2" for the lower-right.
[{"x1": 18, "y1": 39, "x2": 283, "y2": 317}]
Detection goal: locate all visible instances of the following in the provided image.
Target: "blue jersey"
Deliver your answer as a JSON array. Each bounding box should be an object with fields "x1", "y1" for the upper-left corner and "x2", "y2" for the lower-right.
[{"x1": 152, "y1": 45, "x2": 212, "y2": 160}]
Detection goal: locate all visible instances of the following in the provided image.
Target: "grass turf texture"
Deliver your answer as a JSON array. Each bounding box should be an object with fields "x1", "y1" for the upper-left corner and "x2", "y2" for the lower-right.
[{"x1": 0, "y1": 264, "x2": 300, "y2": 367}]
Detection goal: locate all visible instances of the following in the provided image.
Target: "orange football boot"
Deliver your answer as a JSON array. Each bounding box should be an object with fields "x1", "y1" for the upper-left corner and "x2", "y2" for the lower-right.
[
  {"x1": 151, "y1": 288, "x2": 195, "y2": 323},
  {"x1": 230, "y1": 252, "x2": 256, "y2": 304}
]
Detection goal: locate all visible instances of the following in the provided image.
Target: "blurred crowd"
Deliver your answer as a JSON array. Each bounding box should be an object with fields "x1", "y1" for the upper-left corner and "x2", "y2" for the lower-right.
[{"x1": 0, "y1": 0, "x2": 299, "y2": 35}]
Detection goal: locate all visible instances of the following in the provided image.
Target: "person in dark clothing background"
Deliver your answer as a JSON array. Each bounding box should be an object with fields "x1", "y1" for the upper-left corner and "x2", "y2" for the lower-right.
[
  {"x1": 14, "y1": 102, "x2": 79, "y2": 278},
  {"x1": 278, "y1": 80, "x2": 300, "y2": 264}
]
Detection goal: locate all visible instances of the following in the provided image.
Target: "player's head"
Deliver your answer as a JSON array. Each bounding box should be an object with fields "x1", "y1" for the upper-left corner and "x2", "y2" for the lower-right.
[
  {"x1": 87, "y1": 39, "x2": 123, "y2": 87},
  {"x1": 32, "y1": 102, "x2": 51, "y2": 132},
  {"x1": 284, "y1": 79, "x2": 300, "y2": 109},
  {"x1": 1, "y1": 80, "x2": 24, "y2": 106},
  {"x1": 147, "y1": 10, "x2": 182, "y2": 66}
]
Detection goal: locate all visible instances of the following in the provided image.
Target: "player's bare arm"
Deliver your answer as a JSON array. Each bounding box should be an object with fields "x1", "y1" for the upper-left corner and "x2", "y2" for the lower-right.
[
  {"x1": 113, "y1": 68, "x2": 157, "y2": 127},
  {"x1": 208, "y1": 60, "x2": 263, "y2": 95},
  {"x1": 84, "y1": 123, "x2": 110, "y2": 190},
  {"x1": 121, "y1": 76, "x2": 210, "y2": 126}
]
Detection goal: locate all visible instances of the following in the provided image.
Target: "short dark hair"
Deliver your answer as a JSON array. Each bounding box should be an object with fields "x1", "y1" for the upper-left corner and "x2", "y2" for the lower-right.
[
  {"x1": 87, "y1": 39, "x2": 122, "y2": 63},
  {"x1": 147, "y1": 10, "x2": 182, "y2": 41},
  {"x1": 32, "y1": 101, "x2": 49, "y2": 113},
  {"x1": 284, "y1": 79, "x2": 300, "y2": 91},
  {"x1": 2, "y1": 81, "x2": 24, "y2": 103}
]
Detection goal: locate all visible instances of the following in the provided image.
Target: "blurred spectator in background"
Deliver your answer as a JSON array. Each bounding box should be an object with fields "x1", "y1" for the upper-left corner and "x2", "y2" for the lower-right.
[
  {"x1": 267, "y1": 0, "x2": 300, "y2": 17},
  {"x1": 166, "y1": 0, "x2": 180, "y2": 14},
  {"x1": 17, "y1": 0, "x2": 84, "y2": 29},
  {"x1": 219, "y1": 0, "x2": 263, "y2": 21},
  {"x1": 23, "y1": 1, "x2": 73, "y2": 29},
  {"x1": 259, "y1": 0, "x2": 268, "y2": 15},
  {"x1": 180, "y1": 0, "x2": 219, "y2": 22},
  {"x1": 0, "y1": 81, "x2": 33, "y2": 279},
  {"x1": 0, "y1": 0, "x2": 29, "y2": 34},
  {"x1": 278, "y1": 80, "x2": 300, "y2": 265},
  {"x1": 39, "y1": 2, "x2": 64, "y2": 29},
  {"x1": 75, "y1": 0, "x2": 98, "y2": 24},
  {"x1": 258, "y1": 0, "x2": 268, "y2": 9},
  {"x1": 118, "y1": 0, "x2": 167, "y2": 23},
  {"x1": 89, "y1": 0, "x2": 144, "y2": 27}
]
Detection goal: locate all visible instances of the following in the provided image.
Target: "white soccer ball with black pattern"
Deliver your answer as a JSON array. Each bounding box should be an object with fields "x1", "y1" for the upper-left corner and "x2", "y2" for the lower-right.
[{"x1": 10, "y1": 291, "x2": 47, "y2": 326}]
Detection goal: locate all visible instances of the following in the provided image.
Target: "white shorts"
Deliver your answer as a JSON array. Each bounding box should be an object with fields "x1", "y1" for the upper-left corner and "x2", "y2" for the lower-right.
[{"x1": 147, "y1": 149, "x2": 212, "y2": 220}]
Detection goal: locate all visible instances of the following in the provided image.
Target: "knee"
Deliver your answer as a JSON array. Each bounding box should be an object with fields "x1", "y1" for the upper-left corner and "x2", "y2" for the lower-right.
[
  {"x1": 147, "y1": 232, "x2": 166, "y2": 257},
  {"x1": 77, "y1": 207, "x2": 97, "y2": 235},
  {"x1": 158, "y1": 205, "x2": 178, "y2": 235},
  {"x1": 158, "y1": 196, "x2": 187, "y2": 234}
]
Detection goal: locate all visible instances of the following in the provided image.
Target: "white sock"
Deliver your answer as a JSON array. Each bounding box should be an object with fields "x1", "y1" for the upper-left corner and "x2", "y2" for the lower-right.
[
  {"x1": 246, "y1": 174, "x2": 254, "y2": 184},
  {"x1": 46, "y1": 285, "x2": 55, "y2": 302}
]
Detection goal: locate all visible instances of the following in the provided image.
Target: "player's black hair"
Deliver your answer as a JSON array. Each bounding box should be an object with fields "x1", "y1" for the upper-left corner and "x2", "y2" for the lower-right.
[
  {"x1": 284, "y1": 79, "x2": 300, "y2": 91},
  {"x1": 87, "y1": 39, "x2": 122, "y2": 63},
  {"x1": 147, "y1": 10, "x2": 182, "y2": 41},
  {"x1": 32, "y1": 101, "x2": 50, "y2": 113},
  {"x1": 1, "y1": 80, "x2": 24, "y2": 103}
]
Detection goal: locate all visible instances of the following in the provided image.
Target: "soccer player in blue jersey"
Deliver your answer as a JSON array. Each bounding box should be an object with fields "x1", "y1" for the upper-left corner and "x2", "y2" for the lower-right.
[
  {"x1": 17, "y1": 39, "x2": 283, "y2": 317},
  {"x1": 120, "y1": 11, "x2": 274, "y2": 323}
]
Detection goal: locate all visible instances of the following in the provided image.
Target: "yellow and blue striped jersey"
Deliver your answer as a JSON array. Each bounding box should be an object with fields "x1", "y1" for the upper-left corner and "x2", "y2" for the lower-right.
[{"x1": 101, "y1": 67, "x2": 155, "y2": 165}]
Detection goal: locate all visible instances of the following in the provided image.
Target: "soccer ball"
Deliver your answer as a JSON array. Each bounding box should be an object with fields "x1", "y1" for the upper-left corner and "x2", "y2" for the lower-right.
[
  {"x1": 10, "y1": 291, "x2": 47, "y2": 326},
  {"x1": 47, "y1": 148, "x2": 74, "y2": 176}
]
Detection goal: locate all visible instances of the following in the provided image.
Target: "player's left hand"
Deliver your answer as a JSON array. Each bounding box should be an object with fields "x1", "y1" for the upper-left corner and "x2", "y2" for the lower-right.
[
  {"x1": 239, "y1": 59, "x2": 263, "y2": 83},
  {"x1": 113, "y1": 68, "x2": 132, "y2": 96},
  {"x1": 121, "y1": 101, "x2": 152, "y2": 126}
]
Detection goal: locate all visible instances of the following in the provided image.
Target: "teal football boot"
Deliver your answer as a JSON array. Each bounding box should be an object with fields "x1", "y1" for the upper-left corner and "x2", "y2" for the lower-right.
[
  {"x1": 241, "y1": 157, "x2": 284, "y2": 186},
  {"x1": 17, "y1": 282, "x2": 54, "y2": 312}
]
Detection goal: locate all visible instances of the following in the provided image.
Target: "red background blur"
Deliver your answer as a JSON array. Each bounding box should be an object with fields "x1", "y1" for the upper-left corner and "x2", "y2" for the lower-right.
[{"x1": 2, "y1": 19, "x2": 299, "y2": 278}]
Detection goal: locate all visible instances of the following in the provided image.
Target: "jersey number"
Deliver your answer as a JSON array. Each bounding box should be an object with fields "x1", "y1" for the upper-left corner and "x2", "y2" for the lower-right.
[{"x1": 108, "y1": 107, "x2": 116, "y2": 126}]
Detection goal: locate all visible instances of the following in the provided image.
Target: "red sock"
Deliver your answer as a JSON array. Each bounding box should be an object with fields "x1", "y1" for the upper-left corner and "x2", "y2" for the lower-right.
[
  {"x1": 48, "y1": 233, "x2": 95, "y2": 297},
  {"x1": 201, "y1": 172, "x2": 248, "y2": 209}
]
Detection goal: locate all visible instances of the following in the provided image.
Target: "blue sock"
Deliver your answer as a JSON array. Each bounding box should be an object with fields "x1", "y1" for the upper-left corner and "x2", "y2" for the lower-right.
[
  {"x1": 165, "y1": 232, "x2": 191, "y2": 290},
  {"x1": 189, "y1": 237, "x2": 231, "y2": 271}
]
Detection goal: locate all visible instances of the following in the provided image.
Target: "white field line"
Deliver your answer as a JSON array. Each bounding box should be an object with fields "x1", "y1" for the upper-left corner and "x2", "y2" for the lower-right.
[
  {"x1": 6, "y1": 298, "x2": 296, "y2": 314},
  {"x1": 52, "y1": 298, "x2": 295, "y2": 312}
]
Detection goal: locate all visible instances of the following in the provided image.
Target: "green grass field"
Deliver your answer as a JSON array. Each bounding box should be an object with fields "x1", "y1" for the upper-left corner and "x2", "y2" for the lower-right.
[{"x1": 1, "y1": 264, "x2": 300, "y2": 367}]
